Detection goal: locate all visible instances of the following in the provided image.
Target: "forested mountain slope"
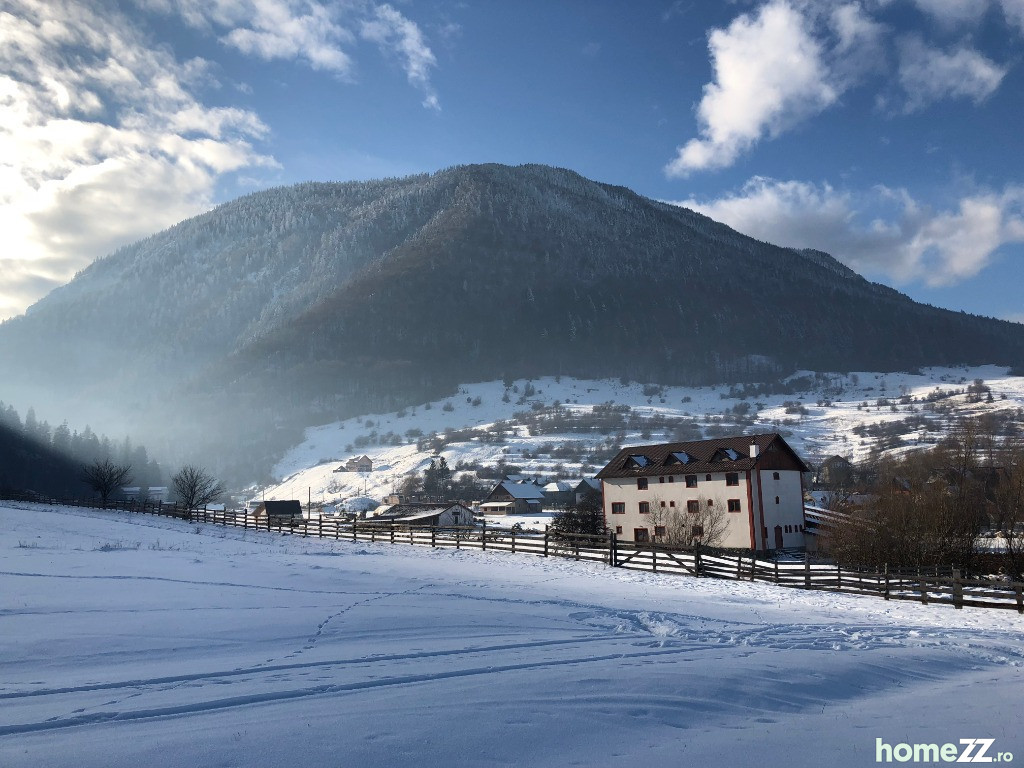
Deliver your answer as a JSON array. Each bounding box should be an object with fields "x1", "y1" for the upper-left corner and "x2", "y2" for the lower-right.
[{"x1": 2, "y1": 163, "x2": 1022, "y2": 480}]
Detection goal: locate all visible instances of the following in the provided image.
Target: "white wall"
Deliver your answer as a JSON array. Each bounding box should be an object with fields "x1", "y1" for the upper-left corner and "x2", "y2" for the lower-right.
[{"x1": 604, "y1": 468, "x2": 805, "y2": 550}]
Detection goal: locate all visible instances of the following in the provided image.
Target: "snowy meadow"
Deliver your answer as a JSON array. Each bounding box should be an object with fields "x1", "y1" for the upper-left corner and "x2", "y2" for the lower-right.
[{"x1": 1, "y1": 503, "x2": 1021, "y2": 768}]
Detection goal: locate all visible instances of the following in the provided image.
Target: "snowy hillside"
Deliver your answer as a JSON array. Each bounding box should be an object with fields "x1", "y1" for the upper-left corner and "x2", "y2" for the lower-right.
[
  {"x1": 2, "y1": 503, "x2": 1022, "y2": 768},
  {"x1": 266, "y1": 365, "x2": 1024, "y2": 507}
]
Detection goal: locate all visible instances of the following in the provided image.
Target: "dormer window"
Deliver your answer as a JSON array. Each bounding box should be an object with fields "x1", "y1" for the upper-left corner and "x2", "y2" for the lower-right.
[
  {"x1": 665, "y1": 451, "x2": 693, "y2": 465},
  {"x1": 711, "y1": 447, "x2": 745, "y2": 462},
  {"x1": 625, "y1": 454, "x2": 650, "y2": 469}
]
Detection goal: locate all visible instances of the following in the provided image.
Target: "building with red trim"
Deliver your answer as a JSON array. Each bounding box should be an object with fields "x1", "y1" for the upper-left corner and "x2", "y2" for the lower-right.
[{"x1": 595, "y1": 433, "x2": 809, "y2": 551}]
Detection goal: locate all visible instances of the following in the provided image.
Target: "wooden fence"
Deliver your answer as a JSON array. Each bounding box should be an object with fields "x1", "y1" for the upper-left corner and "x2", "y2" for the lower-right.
[{"x1": 5, "y1": 494, "x2": 1023, "y2": 614}]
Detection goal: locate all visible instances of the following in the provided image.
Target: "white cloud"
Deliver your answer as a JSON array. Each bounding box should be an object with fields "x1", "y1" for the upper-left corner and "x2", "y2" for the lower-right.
[
  {"x1": 674, "y1": 177, "x2": 1024, "y2": 287},
  {"x1": 665, "y1": 1, "x2": 837, "y2": 176},
  {"x1": 0, "y1": 0, "x2": 275, "y2": 321},
  {"x1": 897, "y1": 35, "x2": 1007, "y2": 112},
  {"x1": 667, "y1": 0, "x2": 1016, "y2": 175},
  {"x1": 144, "y1": 0, "x2": 439, "y2": 107},
  {"x1": 360, "y1": 3, "x2": 440, "y2": 110},
  {"x1": 910, "y1": 0, "x2": 990, "y2": 27},
  {"x1": 999, "y1": 0, "x2": 1024, "y2": 33}
]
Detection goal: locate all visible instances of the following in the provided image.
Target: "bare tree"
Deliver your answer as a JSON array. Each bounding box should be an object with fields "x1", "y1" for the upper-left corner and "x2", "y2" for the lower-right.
[
  {"x1": 991, "y1": 445, "x2": 1024, "y2": 580},
  {"x1": 172, "y1": 465, "x2": 224, "y2": 511},
  {"x1": 81, "y1": 459, "x2": 132, "y2": 507},
  {"x1": 650, "y1": 496, "x2": 728, "y2": 549}
]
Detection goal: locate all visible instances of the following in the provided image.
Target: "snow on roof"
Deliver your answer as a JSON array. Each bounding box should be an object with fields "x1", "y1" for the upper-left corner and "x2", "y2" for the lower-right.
[
  {"x1": 543, "y1": 481, "x2": 573, "y2": 492},
  {"x1": 500, "y1": 481, "x2": 546, "y2": 499}
]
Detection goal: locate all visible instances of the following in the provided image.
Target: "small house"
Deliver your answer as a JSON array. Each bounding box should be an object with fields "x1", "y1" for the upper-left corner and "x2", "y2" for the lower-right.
[
  {"x1": 365, "y1": 502, "x2": 474, "y2": 527},
  {"x1": 336, "y1": 455, "x2": 373, "y2": 473},
  {"x1": 253, "y1": 500, "x2": 304, "y2": 522},
  {"x1": 573, "y1": 478, "x2": 602, "y2": 505},
  {"x1": 479, "y1": 479, "x2": 546, "y2": 516}
]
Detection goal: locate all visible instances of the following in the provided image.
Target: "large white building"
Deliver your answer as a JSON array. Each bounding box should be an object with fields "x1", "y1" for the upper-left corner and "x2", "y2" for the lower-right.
[{"x1": 595, "y1": 433, "x2": 809, "y2": 552}]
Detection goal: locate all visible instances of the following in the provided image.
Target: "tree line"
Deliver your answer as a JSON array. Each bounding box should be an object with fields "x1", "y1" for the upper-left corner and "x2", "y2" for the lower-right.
[{"x1": 821, "y1": 417, "x2": 1024, "y2": 579}]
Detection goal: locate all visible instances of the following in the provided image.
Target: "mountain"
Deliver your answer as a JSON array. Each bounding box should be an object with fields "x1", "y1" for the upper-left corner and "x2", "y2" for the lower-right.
[{"x1": 2, "y1": 163, "x2": 1023, "y2": 481}]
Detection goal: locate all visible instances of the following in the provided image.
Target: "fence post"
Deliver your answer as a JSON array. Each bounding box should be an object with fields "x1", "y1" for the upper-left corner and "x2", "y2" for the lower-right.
[
  {"x1": 607, "y1": 531, "x2": 615, "y2": 567},
  {"x1": 651, "y1": 545, "x2": 656, "y2": 572},
  {"x1": 774, "y1": 558, "x2": 779, "y2": 584},
  {"x1": 952, "y1": 568, "x2": 963, "y2": 609},
  {"x1": 836, "y1": 564, "x2": 842, "y2": 592},
  {"x1": 883, "y1": 563, "x2": 890, "y2": 600},
  {"x1": 319, "y1": 516, "x2": 323, "y2": 538},
  {"x1": 481, "y1": 521, "x2": 487, "y2": 551},
  {"x1": 544, "y1": 525, "x2": 549, "y2": 557},
  {"x1": 352, "y1": 521, "x2": 357, "y2": 543},
  {"x1": 804, "y1": 552, "x2": 810, "y2": 590},
  {"x1": 431, "y1": 526, "x2": 436, "y2": 548},
  {"x1": 511, "y1": 529, "x2": 516, "y2": 554},
  {"x1": 1016, "y1": 584, "x2": 1023, "y2": 614},
  {"x1": 693, "y1": 544, "x2": 701, "y2": 578}
]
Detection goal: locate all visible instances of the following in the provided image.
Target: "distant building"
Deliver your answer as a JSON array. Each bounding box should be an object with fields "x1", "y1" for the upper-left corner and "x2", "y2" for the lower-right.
[
  {"x1": 542, "y1": 481, "x2": 574, "y2": 507},
  {"x1": 572, "y1": 478, "x2": 602, "y2": 505},
  {"x1": 253, "y1": 500, "x2": 304, "y2": 522},
  {"x1": 596, "y1": 433, "x2": 809, "y2": 551},
  {"x1": 120, "y1": 486, "x2": 169, "y2": 502},
  {"x1": 366, "y1": 502, "x2": 474, "y2": 527},
  {"x1": 335, "y1": 455, "x2": 373, "y2": 473},
  {"x1": 480, "y1": 479, "x2": 546, "y2": 516}
]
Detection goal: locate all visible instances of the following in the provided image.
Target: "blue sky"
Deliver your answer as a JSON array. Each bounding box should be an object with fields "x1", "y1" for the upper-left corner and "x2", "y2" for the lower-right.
[{"x1": 2, "y1": 0, "x2": 1022, "y2": 323}]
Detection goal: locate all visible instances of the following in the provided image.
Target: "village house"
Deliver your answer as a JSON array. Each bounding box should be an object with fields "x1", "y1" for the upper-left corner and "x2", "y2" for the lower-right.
[
  {"x1": 479, "y1": 478, "x2": 546, "y2": 515},
  {"x1": 365, "y1": 502, "x2": 474, "y2": 527},
  {"x1": 596, "y1": 433, "x2": 809, "y2": 552},
  {"x1": 573, "y1": 478, "x2": 601, "y2": 505},
  {"x1": 252, "y1": 499, "x2": 304, "y2": 522},
  {"x1": 335, "y1": 455, "x2": 373, "y2": 473}
]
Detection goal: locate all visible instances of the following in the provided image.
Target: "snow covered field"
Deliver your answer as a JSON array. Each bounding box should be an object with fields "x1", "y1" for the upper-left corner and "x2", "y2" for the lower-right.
[
  {"x1": 267, "y1": 365, "x2": 1024, "y2": 508},
  {"x1": 2, "y1": 503, "x2": 1022, "y2": 768}
]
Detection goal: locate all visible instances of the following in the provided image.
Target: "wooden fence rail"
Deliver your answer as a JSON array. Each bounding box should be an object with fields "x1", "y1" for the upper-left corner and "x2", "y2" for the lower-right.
[{"x1": 4, "y1": 494, "x2": 1022, "y2": 614}]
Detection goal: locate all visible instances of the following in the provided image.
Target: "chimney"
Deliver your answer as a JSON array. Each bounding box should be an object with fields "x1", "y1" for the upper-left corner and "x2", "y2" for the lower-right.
[{"x1": 750, "y1": 444, "x2": 760, "y2": 458}]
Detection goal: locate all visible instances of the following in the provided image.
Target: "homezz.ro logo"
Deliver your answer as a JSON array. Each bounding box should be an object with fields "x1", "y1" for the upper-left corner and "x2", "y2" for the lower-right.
[{"x1": 876, "y1": 738, "x2": 1013, "y2": 763}]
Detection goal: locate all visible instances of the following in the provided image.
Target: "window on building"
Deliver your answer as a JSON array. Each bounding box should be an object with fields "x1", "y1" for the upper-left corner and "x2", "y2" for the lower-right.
[
  {"x1": 685, "y1": 475, "x2": 697, "y2": 488},
  {"x1": 668, "y1": 476, "x2": 674, "y2": 483},
  {"x1": 637, "y1": 477, "x2": 648, "y2": 490},
  {"x1": 634, "y1": 528, "x2": 650, "y2": 543},
  {"x1": 669, "y1": 500, "x2": 676, "y2": 508},
  {"x1": 725, "y1": 472, "x2": 739, "y2": 486},
  {"x1": 707, "y1": 499, "x2": 714, "y2": 507},
  {"x1": 687, "y1": 500, "x2": 700, "y2": 514},
  {"x1": 660, "y1": 500, "x2": 666, "y2": 507},
  {"x1": 654, "y1": 525, "x2": 666, "y2": 539},
  {"x1": 727, "y1": 499, "x2": 741, "y2": 512},
  {"x1": 775, "y1": 496, "x2": 780, "y2": 504},
  {"x1": 615, "y1": 525, "x2": 623, "y2": 534},
  {"x1": 659, "y1": 476, "x2": 665, "y2": 483},
  {"x1": 773, "y1": 472, "x2": 780, "y2": 480},
  {"x1": 785, "y1": 525, "x2": 791, "y2": 533},
  {"x1": 638, "y1": 501, "x2": 650, "y2": 514},
  {"x1": 611, "y1": 502, "x2": 625, "y2": 515},
  {"x1": 706, "y1": 474, "x2": 712, "y2": 481},
  {"x1": 691, "y1": 525, "x2": 703, "y2": 540}
]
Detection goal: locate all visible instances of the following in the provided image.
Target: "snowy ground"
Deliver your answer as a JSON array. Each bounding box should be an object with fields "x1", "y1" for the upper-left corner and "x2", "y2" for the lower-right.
[
  {"x1": 266, "y1": 365, "x2": 1024, "y2": 509},
  {"x1": 2, "y1": 503, "x2": 1022, "y2": 768}
]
